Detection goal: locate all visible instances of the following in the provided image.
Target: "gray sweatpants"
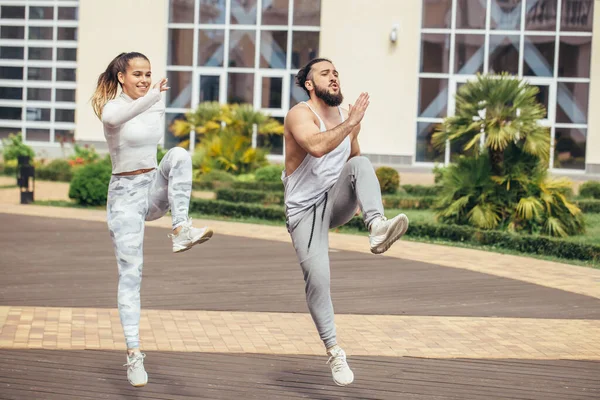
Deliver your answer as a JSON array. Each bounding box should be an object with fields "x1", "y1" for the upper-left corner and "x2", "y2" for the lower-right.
[
  {"x1": 106, "y1": 147, "x2": 192, "y2": 349},
  {"x1": 286, "y1": 156, "x2": 384, "y2": 349}
]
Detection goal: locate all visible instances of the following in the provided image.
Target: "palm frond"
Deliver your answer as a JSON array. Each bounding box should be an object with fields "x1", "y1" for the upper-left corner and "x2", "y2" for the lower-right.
[
  {"x1": 468, "y1": 204, "x2": 500, "y2": 229},
  {"x1": 543, "y1": 216, "x2": 567, "y2": 237},
  {"x1": 515, "y1": 197, "x2": 543, "y2": 221}
]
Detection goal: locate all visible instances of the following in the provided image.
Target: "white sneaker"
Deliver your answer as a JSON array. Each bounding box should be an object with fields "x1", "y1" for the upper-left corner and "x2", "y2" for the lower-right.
[
  {"x1": 168, "y1": 218, "x2": 213, "y2": 253},
  {"x1": 369, "y1": 213, "x2": 409, "y2": 254},
  {"x1": 327, "y1": 346, "x2": 354, "y2": 386},
  {"x1": 124, "y1": 352, "x2": 148, "y2": 387}
]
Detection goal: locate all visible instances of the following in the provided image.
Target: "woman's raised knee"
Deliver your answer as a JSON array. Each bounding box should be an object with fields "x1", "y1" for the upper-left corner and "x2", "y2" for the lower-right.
[{"x1": 165, "y1": 146, "x2": 190, "y2": 162}]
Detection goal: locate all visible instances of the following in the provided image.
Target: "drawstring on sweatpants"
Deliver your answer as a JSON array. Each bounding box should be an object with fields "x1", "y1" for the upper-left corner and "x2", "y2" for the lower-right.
[{"x1": 307, "y1": 192, "x2": 328, "y2": 251}]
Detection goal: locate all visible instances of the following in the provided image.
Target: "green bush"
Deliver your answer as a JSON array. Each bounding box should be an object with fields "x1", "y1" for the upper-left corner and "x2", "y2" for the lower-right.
[
  {"x1": 575, "y1": 199, "x2": 600, "y2": 213},
  {"x1": 187, "y1": 198, "x2": 600, "y2": 262},
  {"x1": 68, "y1": 161, "x2": 112, "y2": 206},
  {"x1": 254, "y1": 164, "x2": 284, "y2": 182},
  {"x1": 375, "y1": 166, "x2": 400, "y2": 194},
  {"x1": 579, "y1": 181, "x2": 600, "y2": 199},
  {"x1": 401, "y1": 185, "x2": 441, "y2": 197},
  {"x1": 216, "y1": 188, "x2": 283, "y2": 205},
  {"x1": 1, "y1": 132, "x2": 35, "y2": 162},
  {"x1": 36, "y1": 159, "x2": 73, "y2": 182}
]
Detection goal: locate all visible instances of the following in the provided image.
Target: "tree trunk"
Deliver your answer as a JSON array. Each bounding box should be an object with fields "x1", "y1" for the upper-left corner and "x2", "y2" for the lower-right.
[{"x1": 489, "y1": 148, "x2": 504, "y2": 176}]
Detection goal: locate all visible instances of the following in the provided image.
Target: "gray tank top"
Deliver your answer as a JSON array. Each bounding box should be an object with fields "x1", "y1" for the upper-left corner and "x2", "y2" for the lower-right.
[{"x1": 282, "y1": 102, "x2": 351, "y2": 219}]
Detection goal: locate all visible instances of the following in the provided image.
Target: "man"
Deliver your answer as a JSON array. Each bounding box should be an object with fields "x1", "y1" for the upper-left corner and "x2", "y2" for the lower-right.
[{"x1": 282, "y1": 58, "x2": 409, "y2": 386}]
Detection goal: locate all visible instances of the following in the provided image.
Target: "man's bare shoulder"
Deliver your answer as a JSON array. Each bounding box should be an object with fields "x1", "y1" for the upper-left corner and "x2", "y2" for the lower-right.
[
  {"x1": 286, "y1": 103, "x2": 312, "y2": 119},
  {"x1": 285, "y1": 103, "x2": 316, "y2": 128}
]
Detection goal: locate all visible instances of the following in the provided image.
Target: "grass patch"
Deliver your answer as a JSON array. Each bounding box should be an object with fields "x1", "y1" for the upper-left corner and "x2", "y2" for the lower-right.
[{"x1": 0, "y1": 184, "x2": 17, "y2": 189}]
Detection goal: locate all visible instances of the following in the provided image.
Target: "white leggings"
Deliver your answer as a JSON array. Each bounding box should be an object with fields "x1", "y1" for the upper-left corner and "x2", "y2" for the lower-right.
[{"x1": 106, "y1": 147, "x2": 192, "y2": 349}]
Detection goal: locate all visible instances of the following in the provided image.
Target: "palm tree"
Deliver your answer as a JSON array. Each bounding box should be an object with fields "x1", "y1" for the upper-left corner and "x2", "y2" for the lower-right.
[
  {"x1": 168, "y1": 102, "x2": 284, "y2": 175},
  {"x1": 432, "y1": 73, "x2": 584, "y2": 237},
  {"x1": 433, "y1": 73, "x2": 549, "y2": 175}
]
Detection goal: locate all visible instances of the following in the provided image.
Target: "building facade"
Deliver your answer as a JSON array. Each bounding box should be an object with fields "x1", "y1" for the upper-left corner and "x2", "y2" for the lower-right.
[{"x1": 1, "y1": 0, "x2": 599, "y2": 176}]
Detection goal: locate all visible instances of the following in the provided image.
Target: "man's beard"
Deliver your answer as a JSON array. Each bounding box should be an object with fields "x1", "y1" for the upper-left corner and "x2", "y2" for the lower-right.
[{"x1": 314, "y1": 84, "x2": 343, "y2": 107}]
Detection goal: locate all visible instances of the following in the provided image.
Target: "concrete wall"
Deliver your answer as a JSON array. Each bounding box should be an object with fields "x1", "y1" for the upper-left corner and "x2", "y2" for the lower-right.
[
  {"x1": 319, "y1": 0, "x2": 421, "y2": 165},
  {"x1": 75, "y1": 0, "x2": 168, "y2": 143}
]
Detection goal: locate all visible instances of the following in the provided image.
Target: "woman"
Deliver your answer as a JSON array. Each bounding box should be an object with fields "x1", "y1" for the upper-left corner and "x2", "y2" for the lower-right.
[{"x1": 91, "y1": 52, "x2": 213, "y2": 387}]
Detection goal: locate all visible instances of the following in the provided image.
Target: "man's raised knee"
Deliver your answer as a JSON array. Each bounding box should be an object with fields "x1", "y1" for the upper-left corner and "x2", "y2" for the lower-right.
[{"x1": 348, "y1": 155, "x2": 372, "y2": 171}]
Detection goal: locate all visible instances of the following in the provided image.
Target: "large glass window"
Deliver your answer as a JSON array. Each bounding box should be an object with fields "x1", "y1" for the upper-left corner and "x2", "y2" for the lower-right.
[
  {"x1": 166, "y1": 0, "x2": 321, "y2": 156},
  {"x1": 0, "y1": 1, "x2": 79, "y2": 144},
  {"x1": 416, "y1": 0, "x2": 593, "y2": 170}
]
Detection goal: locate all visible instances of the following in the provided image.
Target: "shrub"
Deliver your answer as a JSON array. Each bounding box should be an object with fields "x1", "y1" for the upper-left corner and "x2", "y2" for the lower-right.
[
  {"x1": 36, "y1": 159, "x2": 73, "y2": 182},
  {"x1": 375, "y1": 166, "x2": 400, "y2": 194},
  {"x1": 68, "y1": 160, "x2": 112, "y2": 206},
  {"x1": 579, "y1": 181, "x2": 600, "y2": 199},
  {"x1": 254, "y1": 164, "x2": 284, "y2": 182},
  {"x1": 1, "y1": 132, "x2": 35, "y2": 162}
]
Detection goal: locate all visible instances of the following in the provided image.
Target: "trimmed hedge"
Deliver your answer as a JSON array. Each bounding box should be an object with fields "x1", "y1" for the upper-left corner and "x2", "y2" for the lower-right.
[
  {"x1": 254, "y1": 164, "x2": 284, "y2": 182},
  {"x1": 190, "y1": 198, "x2": 285, "y2": 220},
  {"x1": 192, "y1": 180, "x2": 284, "y2": 192},
  {"x1": 189, "y1": 198, "x2": 600, "y2": 262},
  {"x1": 401, "y1": 184, "x2": 442, "y2": 197},
  {"x1": 231, "y1": 181, "x2": 283, "y2": 191},
  {"x1": 575, "y1": 199, "x2": 600, "y2": 213},
  {"x1": 216, "y1": 189, "x2": 438, "y2": 210},
  {"x1": 216, "y1": 188, "x2": 284, "y2": 205},
  {"x1": 579, "y1": 181, "x2": 600, "y2": 199}
]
